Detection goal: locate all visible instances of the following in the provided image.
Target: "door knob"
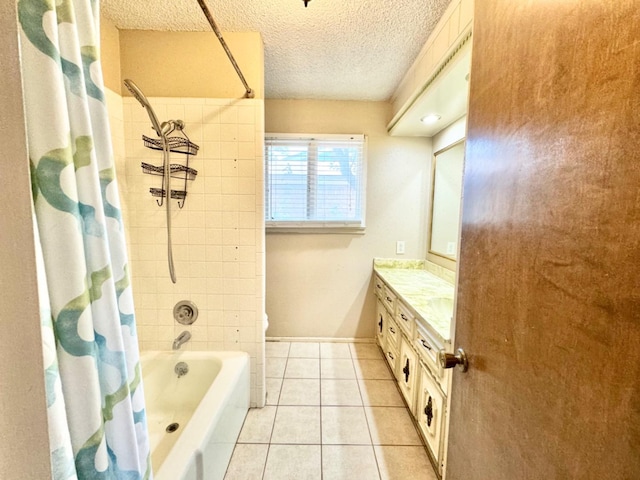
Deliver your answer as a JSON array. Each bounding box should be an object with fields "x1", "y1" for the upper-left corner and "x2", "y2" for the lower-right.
[{"x1": 438, "y1": 348, "x2": 468, "y2": 372}]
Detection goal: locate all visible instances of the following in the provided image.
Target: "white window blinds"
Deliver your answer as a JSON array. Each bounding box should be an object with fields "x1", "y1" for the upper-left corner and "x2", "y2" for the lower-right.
[{"x1": 265, "y1": 134, "x2": 366, "y2": 229}]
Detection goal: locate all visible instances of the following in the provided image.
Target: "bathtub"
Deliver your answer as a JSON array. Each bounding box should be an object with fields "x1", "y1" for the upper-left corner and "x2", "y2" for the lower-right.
[{"x1": 140, "y1": 351, "x2": 250, "y2": 480}]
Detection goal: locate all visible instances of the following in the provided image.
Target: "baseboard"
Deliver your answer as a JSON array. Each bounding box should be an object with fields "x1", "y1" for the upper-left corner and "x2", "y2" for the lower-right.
[{"x1": 266, "y1": 336, "x2": 375, "y2": 344}]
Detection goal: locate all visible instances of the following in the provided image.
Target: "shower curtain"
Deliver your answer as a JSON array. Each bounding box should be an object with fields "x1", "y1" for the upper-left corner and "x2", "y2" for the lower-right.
[{"x1": 18, "y1": 0, "x2": 151, "y2": 478}]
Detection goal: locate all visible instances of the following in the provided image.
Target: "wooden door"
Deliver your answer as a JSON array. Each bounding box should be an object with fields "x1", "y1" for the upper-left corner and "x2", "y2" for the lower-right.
[{"x1": 447, "y1": 1, "x2": 640, "y2": 479}]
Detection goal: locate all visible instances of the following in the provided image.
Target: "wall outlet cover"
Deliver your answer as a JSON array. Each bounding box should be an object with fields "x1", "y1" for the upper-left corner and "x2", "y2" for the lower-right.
[
  {"x1": 446, "y1": 242, "x2": 456, "y2": 255},
  {"x1": 396, "y1": 241, "x2": 406, "y2": 255}
]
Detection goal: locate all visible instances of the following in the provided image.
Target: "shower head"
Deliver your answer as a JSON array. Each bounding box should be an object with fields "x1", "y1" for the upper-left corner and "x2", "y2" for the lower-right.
[{"x1": 123, "y1": 79, "x2": 163, "y2": 137}]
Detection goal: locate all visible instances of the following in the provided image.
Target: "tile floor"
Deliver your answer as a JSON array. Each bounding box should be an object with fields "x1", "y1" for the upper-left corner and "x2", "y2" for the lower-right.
[{"x1": 224, "y1": 341, "x2": 438, "y2": 480}]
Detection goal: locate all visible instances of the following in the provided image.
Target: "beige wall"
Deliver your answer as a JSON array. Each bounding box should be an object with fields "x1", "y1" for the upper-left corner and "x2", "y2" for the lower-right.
[
  {"x1": 119, "y1": 31, "x2": 264, "y2": 99},
  {"x1": 1, "y1": 2, "x2": 51, "y2": 477},
  {"x1": 265, "y1": 99, "x2": 432, "y2": 338},
  {"x1": 100, "y1": 15, "x2": 121, "y2": 94}
]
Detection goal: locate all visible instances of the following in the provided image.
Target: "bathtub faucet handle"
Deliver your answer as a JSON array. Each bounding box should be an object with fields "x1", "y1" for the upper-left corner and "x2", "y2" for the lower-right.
[{"x1": 172, "y1": 330, "x2": 191, "y2": 350}]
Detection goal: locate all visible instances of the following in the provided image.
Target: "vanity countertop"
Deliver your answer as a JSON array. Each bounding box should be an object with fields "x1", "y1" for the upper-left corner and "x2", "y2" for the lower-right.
[{"x1": 373, "y1": 259, "x2": 454, "y2": 343}]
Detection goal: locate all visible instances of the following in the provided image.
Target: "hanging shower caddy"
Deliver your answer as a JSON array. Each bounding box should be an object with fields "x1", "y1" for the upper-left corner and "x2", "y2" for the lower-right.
[{"x1": 140, "y1": 130, "x2": 200, "y2": 208}]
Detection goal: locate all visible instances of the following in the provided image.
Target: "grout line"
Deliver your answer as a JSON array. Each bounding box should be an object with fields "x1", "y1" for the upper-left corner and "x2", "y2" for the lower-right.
[
  {"x1": 352, "y1": 345, "x2": 384, "y2": 480},
  {"x1": 319, "y1": 349, "x2": 324, "y2": 480},
  {"x1": 261, "y1": 354, "x2": 285, "y2": 480}
]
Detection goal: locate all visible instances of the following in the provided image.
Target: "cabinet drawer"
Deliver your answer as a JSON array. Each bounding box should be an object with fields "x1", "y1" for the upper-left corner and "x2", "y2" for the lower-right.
[
  {"x1": 382, "y1": 285, "x2": 396, "y2": 314},
  {"x1": 417, "y1": 365, "x2": 446, "y2": 473},
  {"x1": 415, "y1": 324, "x2": 450, "y2": 395},
  {"x1": 383, "y1": 339, "x2": 399, "y2": 376},
  {"x1": 398, "y1": 337, "x2": 419, "y2": 414},
  {"x1": 385, "y1": 316, "x2": 400, "y2": 350},
  {"x1": 373, "y1": 274, "x2": 385, "y2": 299},
  {"x1": 395, "y1": 301, "x2": 415, "y2": 338}
]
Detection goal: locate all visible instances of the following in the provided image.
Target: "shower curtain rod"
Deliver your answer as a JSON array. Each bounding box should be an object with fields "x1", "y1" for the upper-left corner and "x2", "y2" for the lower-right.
[{"x1": 197, "y1": 0, "x2": 255, "y2": 99}]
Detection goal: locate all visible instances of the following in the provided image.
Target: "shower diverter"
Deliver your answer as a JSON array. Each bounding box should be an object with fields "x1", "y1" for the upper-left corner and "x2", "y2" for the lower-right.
[{"x1": 174, "y1": 300, "x2": 198, "y2": 325}]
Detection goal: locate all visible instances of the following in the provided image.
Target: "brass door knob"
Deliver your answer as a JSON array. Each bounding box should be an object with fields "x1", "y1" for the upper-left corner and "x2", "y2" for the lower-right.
[{"x1": 438, "y1": 348, "x2": 468, "y2": 372}]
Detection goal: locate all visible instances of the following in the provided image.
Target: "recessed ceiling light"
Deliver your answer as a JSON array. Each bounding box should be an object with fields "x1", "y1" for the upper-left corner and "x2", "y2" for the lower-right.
[{"x1": 420, "y1": 114, "x2": 441, "y2": 125}]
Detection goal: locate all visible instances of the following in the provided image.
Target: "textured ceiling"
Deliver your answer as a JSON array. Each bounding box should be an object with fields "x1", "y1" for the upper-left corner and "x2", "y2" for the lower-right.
[{"x1": 101, "y1": 0, "x2": 450, "y2": 101}]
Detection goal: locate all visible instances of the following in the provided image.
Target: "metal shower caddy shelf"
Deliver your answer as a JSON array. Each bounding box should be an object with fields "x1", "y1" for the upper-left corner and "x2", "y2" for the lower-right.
[{"x1": 141, "y1": 133, "x2": 200, "y2": 208}]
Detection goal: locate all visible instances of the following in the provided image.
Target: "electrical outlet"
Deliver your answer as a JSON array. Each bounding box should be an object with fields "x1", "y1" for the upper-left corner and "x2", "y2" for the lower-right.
[
  {"x1": 396, "y1": 241, "x2": 406, "y2": 255},
  {"x1": 446, "y1": 242, "x2": 456, "y2": 255}
]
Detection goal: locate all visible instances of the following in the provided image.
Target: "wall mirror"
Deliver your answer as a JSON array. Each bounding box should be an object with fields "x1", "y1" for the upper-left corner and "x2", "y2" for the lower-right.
[{"x1": 429, "y1": 141, "x2": 465, "y2": 260}]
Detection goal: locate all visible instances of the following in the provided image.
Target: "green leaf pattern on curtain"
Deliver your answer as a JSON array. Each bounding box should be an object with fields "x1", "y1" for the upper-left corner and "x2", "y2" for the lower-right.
[{"x1": 18, "y1": 0, "x2": 152, "y2": 478}]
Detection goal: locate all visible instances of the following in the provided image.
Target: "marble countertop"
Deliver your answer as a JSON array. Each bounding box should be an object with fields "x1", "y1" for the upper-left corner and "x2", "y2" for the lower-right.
[{"x1": 373, "y1": 259, "x2": 454, "y2": 343}]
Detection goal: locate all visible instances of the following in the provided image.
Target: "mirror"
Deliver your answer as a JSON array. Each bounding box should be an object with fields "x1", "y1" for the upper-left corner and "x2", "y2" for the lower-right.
[{"x1": 429, "y1": 141, "x2": 465, "y2": 259}]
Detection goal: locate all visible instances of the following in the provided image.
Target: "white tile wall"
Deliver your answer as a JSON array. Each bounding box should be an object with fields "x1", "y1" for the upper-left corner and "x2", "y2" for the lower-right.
[{"x1": 106, "y1": 89, "x2": 266, "y2": 407}]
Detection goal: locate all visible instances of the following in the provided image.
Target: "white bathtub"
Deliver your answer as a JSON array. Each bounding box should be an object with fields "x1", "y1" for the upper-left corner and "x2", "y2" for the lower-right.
[{"x1": 140, "y1": 351, "x2": 250, "y2": 480}]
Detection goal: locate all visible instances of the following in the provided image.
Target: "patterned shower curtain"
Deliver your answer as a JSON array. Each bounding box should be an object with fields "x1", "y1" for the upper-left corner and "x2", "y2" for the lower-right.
[{"x1": 18, "y1": 0, "x2": 152, "y2": 478}]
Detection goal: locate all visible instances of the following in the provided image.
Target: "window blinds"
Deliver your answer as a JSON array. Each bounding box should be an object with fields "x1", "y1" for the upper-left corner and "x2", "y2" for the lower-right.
[{"x1": 265, "y1": 134, "x2": 366, "y2": 228}]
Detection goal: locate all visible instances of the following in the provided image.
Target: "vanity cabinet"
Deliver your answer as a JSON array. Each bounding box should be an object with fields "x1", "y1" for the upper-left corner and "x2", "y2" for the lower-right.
[{"x1": 373, "y1": 267, "x2": 452, "y2": 477}]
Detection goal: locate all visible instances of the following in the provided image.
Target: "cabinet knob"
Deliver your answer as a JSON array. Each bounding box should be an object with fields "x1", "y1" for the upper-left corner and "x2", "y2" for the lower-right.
[
  {"x1": 438, "y1": 348, "x2": 468, "y2": 372},
  {"x1": 425, "y1": 396, "x2": 434, "y2": 427},
  {"x1": 402, "y1": 358, "x2": 410, "y2": 383}
]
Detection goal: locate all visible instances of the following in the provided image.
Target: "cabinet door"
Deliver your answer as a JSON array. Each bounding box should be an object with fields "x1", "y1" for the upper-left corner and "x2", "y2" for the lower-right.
[
  {"x1": 398, "y1": 337, "x2": 419, "y2": 413},
  {"x1": 417, "y1": 364, "x2": 446, "y2": 474},
  {"x1": 375, "y1": 299, "x2": 386, "y2": 348}
]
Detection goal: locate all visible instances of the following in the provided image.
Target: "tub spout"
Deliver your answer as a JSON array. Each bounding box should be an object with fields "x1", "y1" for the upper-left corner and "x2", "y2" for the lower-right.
[{"x1": 172, "y1": 331, "x2": 191, "y2": 350}]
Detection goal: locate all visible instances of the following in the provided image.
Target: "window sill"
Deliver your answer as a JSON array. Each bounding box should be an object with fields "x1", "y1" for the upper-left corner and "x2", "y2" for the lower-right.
[{"x1": 266, "y1": 221, "x2": 366, "y2": 235}]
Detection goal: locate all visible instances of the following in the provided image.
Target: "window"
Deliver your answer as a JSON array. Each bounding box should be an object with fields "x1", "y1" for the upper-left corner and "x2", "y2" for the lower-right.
[{"x1": 265, "y1": 134, "x2": 366, "y2": 230}]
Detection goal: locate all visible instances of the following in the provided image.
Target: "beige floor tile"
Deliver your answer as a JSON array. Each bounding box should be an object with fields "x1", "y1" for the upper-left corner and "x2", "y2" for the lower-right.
[
  {"x1": 374, "y1": 445, "x2": 437, "y2": 480},
  {"x1": 271, "y1": 406, "x2": 321, "y2": 444},
  {"x1": 224, "y1": 443, "x2": 268, "y2": 480},
  {"x1": 265, "y1": 377, "x2": 283, "y2": 406},
  {"x1": 358, "y1": 379, "x2": 405, "y2": 407},
  {"x1": 321, "y1": 379, "x2": 362, "y2": 406},
  {"x1": 265, "y1": 341, "x2": 291, "y2": 358},
  {"x1": 266, "y1": 357, "x2": 287, "y2": 378},
  {"x1": 320, "y1": 343, "x2": 352, "y2": 358},
  {"x1": 279, "y1": 378, "x2": 320, "y2": 405},
  {"x1": 321, "y1": 406, "x2": 371, "y2": 445},
  {"x1": 237, "y1": 406, "x2": 277, "y2": 443},
  {"x1": 284, "y1": 358, "x2": 320, "y2": 378},
  {"x1": 364, "y1": 407, "x2": 422, "y2": 445},
  {"x1": 350, "y1": 343, "x2": 383, "y2": 359},
  {"x1": 322, "y1": 445, "x2": 381, "y2": 480},
  {"x1": 289, "y1": 342, "x2": 320, "y2": 358},
  {"x1": 321, "y1": 358, "x2": 356, "y2": 379},
  {"x1": 354, "y1": 359, "x2": 394, "y2": 380},
  {"x1": 263, "y1": 444, "x2": 322, "y2": 480}
]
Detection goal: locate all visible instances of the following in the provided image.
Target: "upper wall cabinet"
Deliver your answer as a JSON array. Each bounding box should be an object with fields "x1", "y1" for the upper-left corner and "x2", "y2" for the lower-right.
[
  {"x1": 387, "y1": 0, "x2": 473, "y2": 137},
  {"x1": 388, "y1": 42, "x2": 471, "y2": 137}
]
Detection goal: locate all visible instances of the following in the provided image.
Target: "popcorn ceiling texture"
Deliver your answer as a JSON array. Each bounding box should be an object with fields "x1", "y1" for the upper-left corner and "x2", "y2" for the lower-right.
[{"x1": 101, "y1": 0, "x2": 450, "y2": 101}]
